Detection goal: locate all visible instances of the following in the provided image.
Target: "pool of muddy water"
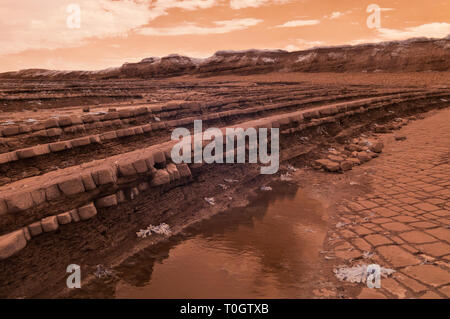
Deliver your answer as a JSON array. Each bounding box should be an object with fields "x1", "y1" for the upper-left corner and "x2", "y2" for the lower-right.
[{"x1": 82, "y1": 183, "x2": 330, "y2": 298}]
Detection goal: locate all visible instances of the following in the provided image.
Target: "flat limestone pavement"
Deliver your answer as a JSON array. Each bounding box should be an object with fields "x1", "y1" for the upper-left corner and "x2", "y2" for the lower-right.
[{"x1": 330, "y1": 107, "x2": 450, "y2": 299}]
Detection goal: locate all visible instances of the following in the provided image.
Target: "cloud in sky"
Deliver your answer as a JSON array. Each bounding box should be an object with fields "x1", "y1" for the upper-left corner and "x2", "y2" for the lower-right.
[
  {"x1": 377, "y1": 23, "x2": 450, "y2": 40},
  {"x1": 138, "y1": 18, "x2": 263, "y2": 36},
  {"x1": 275, "y1": 19, "x2": 320, "y2": 28},
  {"x1": 351, "y1": 22, "x2": 450, "y2": 45},
  {"x1": 0, "y1": 0, "x2": 221, "y2": 55},
  {"x1": 230, "y1": 0, "x2": 291, "y2": 10}
]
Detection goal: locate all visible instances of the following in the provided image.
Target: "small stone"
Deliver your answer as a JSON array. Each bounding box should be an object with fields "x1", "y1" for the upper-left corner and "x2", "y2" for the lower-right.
[
  {"x1": 369, "y1": 141, "x2": 384, "y2": 153},
  {"x1": 395, "y1": 134, "x2": 407, "y2": 141}
]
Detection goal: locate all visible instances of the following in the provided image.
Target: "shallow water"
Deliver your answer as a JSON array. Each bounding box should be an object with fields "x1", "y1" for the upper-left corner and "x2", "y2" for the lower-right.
[{"x1": 82, "y1": 183, "x2": 329, "y2": 298}]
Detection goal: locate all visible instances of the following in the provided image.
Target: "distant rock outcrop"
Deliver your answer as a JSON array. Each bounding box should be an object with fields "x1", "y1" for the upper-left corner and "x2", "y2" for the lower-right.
[{"x1": 1, "y1": 37, "x2": 449, "y2": 80}]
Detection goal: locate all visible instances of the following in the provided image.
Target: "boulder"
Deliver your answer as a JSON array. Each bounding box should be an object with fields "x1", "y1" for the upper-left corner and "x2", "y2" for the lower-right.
[{"x1": 0, "y1": 230, "x2": 27, "y2": 260}]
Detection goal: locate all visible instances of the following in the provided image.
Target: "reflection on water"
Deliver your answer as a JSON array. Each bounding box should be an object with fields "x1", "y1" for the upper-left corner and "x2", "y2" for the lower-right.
[{"x1": 81, "y1": 183, "x2": 328, "y2": 298}]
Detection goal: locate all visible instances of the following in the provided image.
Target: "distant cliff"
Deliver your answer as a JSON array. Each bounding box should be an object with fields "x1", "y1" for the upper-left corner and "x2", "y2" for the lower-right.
[{"x1": 1, "y1": 36, "x2": 449, "y2": 80}]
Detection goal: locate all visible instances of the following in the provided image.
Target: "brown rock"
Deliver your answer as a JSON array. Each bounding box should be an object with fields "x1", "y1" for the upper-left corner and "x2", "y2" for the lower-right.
[
  {"x1": 45, "y1": 184, "x2": 62, "y2": 201},
  {"x1": 58, "y1": 176, "x2": 85, "y2": 196},
  {"x1": 118, "y1": 161, "x2": 137, "y2": 176},
  {"x1": 0, "y1": 199, "x2": 7, "y2": 215},
  {"x1": 153, "y1": 151, "x2": 166, "y2": 165},
  {"x1": 22, "y1": 227, "x2": 31, "y2": 241},
  {"x1": 57, "y1": 212, "x2": 72, "y2": 225},
  {"x1": 315, "y1": 159, "x2": 340, "y2": 172},
  {"x1": 81, "y1": 174, "x2": 97, "y2": 190},
  {"x1": 166, "y1": 163, "x2": 180, "y2": 181},
  {"x1": 177, "y1": 164, "x2": 192, "y2": 178},
  {"x1": 78, "y1": 203, "x2": 97, "y2": 220},
  {"x1": 28, "y1": 221, "x2": 43, "y2": 237},
  {"x1": 132, "y1": 159, "x2": 148, "y2": 173},
  {"x1": 49, "y1": 141, "x2": 71, "y2": 152},
  {"x1": 5, "y1": 192, "x2": 34, "y2": 213},
  {"x1": 92, "y1": 167, "x2": 117, "y2": 185},
  {"x1": 328, "y1": 154, "x2": 345, "y2": 163},
  {"x1": 95, "y1": 194, "x2": 118, "y2": 208},
  {"x1": 41, "y1": 216, "x2": 59, "y2": 232},
  {"x1": 30, "y1": 189, "x2": 46, "y2": 205},
  {"x1": 151, "y1": 169, "x2": 171, "y2": 186},
  {"x1": 71, "y1": 136, "x2": 91, "y2": 147},
  {"x1": 0, "y1": 230, "x2": 27, "y2": 260},
  {"x1": 357, "y1": 151, "x2": 372, "y2": 163},
  {"x1": 2, "y1": 126, "x2": 20, "y2": 136},
  {"x1": 340, "y1": 160, "x2": 353, "y2": 171},
  {"x1": 69, "y1": 209, "x2": 80, "y2": 222},
  {"x1": 46, "y1": 128, "x2": 63, "y2": 137},
  {"x1": 370, "y1": 141, "x2": 384, "y2": 153}
]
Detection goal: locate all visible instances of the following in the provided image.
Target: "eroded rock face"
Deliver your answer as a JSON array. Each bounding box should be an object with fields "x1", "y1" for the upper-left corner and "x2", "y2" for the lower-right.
[{"x1": 1, "y1": 37, "x2": 448, "y2": 80}]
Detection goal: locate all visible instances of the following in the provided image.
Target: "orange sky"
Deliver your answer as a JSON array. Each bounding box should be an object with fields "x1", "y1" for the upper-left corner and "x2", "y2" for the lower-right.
[{"x1": 0, "y1": 0, "x2": 449, "y2": 72}]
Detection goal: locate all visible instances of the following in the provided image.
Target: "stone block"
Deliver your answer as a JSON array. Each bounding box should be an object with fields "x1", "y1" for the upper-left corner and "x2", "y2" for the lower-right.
[
  {"x1": 49, "y1": 141, "x2": 71, "y2": 152},
  {"x1": 58, "y1": 176, "x2": 85, "y2": 196},
  {"x1": 78, "y1": 203, "x2": 97, "y2": 220},
  {"x1": 92, "y1": 167, "x2": 117, "y2": 185},
  {"x1": 41, "y1": 216, "x2": 59, "y2": 232},
  {"x1": 28, "y1": 221, "x2": 43, "y2": 237},
  {"x1": 57, "y1": 212, "x2": 72, "y2": 225},
  {"x1": 95, "y1": 194, "x2": 118, "y2": 208}
]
